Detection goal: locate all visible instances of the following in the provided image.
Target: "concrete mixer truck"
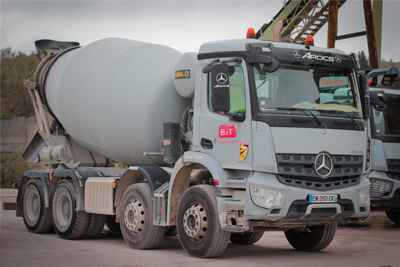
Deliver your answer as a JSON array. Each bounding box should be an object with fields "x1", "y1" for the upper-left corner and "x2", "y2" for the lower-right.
[{"x1": 16, "y1": 33, "x2": 371, "y2": 258}]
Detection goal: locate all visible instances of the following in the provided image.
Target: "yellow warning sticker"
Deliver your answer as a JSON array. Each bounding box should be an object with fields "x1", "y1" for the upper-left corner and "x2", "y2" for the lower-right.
[
  {"x1": 175, "y1": 69, "x2": 190, "y2": 79},
  {"x1": 240, "y1": 143, "x2": 249, "y2": 161}
]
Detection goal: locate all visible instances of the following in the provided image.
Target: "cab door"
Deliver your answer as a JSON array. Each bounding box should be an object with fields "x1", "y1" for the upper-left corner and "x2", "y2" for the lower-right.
[{"x1": 198, "y1": 58, "x2": 253, "y2": 170}]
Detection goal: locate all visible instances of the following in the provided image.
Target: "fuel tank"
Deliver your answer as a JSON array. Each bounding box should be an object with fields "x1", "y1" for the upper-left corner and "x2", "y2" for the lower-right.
[{"x1": 42, "y1": 38, "x2": 187, "y2": 165}]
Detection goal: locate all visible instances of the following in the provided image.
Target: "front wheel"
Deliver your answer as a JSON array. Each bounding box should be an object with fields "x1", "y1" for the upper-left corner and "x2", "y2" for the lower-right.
[
  {"x1": 120, "y1": 183, "x2": 165, "y2": 249},
  {"x1": 22, "y1": 179, "x2": 52, "y2": 233},
  {"x1": 177, "y1": 185, "x2": 230, "y2": 258},
  {"x1": 285, "y1": 224, "x2": 336, "y2": 251},
  {"x1": 386, "y1": 210, "x2": 400, "y2": 224}
]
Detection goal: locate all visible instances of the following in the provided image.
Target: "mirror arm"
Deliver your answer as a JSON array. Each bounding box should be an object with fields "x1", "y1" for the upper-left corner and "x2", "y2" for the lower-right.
[{"x1": 227, "y1": 112, "x2": 245, "y2": 122}]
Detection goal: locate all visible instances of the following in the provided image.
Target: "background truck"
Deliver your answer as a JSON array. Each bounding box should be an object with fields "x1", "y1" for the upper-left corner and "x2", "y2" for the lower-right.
[
  {"x1": 16, "y1": 33, "x2": 371, "y2": 258},
  {"x1": 367, "y1": 63, "x2": 400, "y2": 224}
]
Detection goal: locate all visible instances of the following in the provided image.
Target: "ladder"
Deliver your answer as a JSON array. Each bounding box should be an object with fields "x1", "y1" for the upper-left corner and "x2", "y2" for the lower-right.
[{"x1": 257, "y1": 0, "x2": 347, "y2": 44}]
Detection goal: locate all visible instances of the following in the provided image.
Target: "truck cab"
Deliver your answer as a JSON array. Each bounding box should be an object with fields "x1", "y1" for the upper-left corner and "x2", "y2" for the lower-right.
[
  {"x1": 367, "y1": 64, "x2": 400, "y2": 224},
  {"x1": 166, "y1": 38, "x2": 371, "y2": 256}
]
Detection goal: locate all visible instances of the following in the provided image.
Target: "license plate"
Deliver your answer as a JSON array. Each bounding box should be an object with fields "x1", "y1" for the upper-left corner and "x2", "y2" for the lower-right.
[{"x1": 309, "y1": 194, "x2": 337, "y2": 203}]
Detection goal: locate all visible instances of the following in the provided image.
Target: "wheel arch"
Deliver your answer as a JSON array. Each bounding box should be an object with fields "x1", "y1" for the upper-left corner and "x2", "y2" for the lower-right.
[
  {"x1": 16, "y1": 170, "x2": 53, "y2": 217},
  {"x1": 166, "y1": 152, "x2": 235, "y2": 226},
  {"x1": 115, "y1": 166, "x2": 170, "y2": 223}
]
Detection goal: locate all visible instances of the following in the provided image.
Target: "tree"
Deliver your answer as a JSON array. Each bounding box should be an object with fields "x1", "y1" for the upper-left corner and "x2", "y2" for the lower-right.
[
  {"x1": 1, "y1": 48, "x2": 38, "y2": 119},
  {"x1": 357, "y1": 50, "x2": 370, "y2": 71}
]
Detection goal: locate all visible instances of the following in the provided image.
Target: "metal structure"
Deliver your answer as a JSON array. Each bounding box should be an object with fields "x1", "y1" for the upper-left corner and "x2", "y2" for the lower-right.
[
  {"x1": 256, "y1": 0, "x2": 347, "y2": 44},
  {"x1": 257, "y1": 0, "x2": 381, "y2": 69}
]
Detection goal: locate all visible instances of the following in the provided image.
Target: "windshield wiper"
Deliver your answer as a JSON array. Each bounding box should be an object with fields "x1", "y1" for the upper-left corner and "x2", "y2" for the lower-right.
[
  {"x1": 314, "y1": 109, "x2": 362, "y2": 130},
  {"x1": 306, "y1": 110, "x2": 327, "y2": 128},
  {"x1": 274, "y1": 108, "x2": 327, "y2": 128}
]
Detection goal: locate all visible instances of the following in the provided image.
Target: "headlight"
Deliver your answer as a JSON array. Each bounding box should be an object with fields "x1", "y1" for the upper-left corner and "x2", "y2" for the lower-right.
[
  {"x1": 358, "y1": 187, "x2": 370, "y2": 204},
  {"x1": 252, "y1": 187, "x2": 283, "y2": 208}
]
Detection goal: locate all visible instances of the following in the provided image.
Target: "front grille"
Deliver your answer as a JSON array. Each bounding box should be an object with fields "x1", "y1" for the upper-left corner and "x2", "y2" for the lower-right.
[
  {"x1": 370, "y1": 178, "x2": 394, "y2": 198},
  {"x1": 277, "y1": 175, "x2": 360, "y2": 191},
  {"x1": 276, "y1": 153, "x2": 363, "y2": 190},
  {"x1": 387, "y1": 159, "x2": 400, "y2": 180}
]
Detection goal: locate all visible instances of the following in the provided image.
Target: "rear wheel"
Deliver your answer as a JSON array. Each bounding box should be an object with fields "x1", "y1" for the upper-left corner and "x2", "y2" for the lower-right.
[
  {"x1": 230, "y1": 232, "x2": 264, "y2": 244},
  {"x1": 177, "y1": 185, "x2": 230, "y2": 258},
  {"x1": 22, "y1": 179, "x2": 52, "y2": 233},
  {"x1": 386, "y1": 210, "x2": 400, "y2": 224},
  {"x1": 285, "y1": 224, "x2": 336, "y2": 251},
  {"x1": 120, "y1": 183, "x2": 165, "y2": 249},
  {"x1": 52, "y1": 180, "x2": 89, "y2": 239}
]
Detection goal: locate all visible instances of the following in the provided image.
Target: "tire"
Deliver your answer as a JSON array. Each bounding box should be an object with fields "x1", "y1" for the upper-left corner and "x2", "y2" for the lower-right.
[
  {"x1": 22, "y1": 179, "x2": 52, "y2": 233},
  {"x1": 177, "y1": 185, "x2": 231, "y2": 258},
  {"x1": 386, "y1": 210, "x2": 400, "y2": 224},
  {"x1": 120, "y1": 183, "x2": 165, "y2": 249},
  {"x1": 82, "y1": 214, "x2": 106, "y2": 239},
  {"x1": 285, "y1": 223, "x2": 337, "y2": 251},
  {"x1": 106, "y1": 216, "x2": 121, "y2": 232},
  {"x1": 52, "y1": 180, "x2": 89, "y2": 239},
  {"x1": 230, "y1": 232, "x2": 264, "y2": 244}
]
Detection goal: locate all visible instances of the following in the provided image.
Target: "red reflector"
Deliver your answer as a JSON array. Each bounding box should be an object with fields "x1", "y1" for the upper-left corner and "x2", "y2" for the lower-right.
[
  {"x1": 305, "y1": 35, "x2": 314, "y2": 46},
  {"x1": 214, "y1": 180, "x2": 220, "y2": 186},
  {"x1": 160, "y1": 207, "x2": 162, "y2": 213},
  {"x1": 368, "y1": 79, "x2": 372, "y2": 86},
  {"x1": 247, "y1": 28, "x2": 256, "y2": 39}
]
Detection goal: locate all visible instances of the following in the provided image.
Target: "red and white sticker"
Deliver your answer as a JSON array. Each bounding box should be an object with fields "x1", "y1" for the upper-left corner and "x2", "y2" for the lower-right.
[{"x1": 219, "y1": 125, "x2": 236, "y2": 138}]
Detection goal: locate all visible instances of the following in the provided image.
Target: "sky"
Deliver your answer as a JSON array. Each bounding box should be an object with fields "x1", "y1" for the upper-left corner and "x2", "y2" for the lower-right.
[{"x1": 1, "y1": 0, "x2": 399, "y2": 62}]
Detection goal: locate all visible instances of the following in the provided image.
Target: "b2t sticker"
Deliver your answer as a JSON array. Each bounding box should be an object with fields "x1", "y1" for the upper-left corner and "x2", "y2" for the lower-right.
[{"x1": 219, "y1": 125, "x2": 236, "y2": 138}]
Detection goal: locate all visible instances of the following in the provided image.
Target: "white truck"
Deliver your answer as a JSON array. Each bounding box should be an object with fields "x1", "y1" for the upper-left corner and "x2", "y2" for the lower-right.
[
  {"x1": 367, "y1": 64, "x2": 400, "y2": 224},
  {"x1": 16, "y1": 34, "x2": 371, "y2": 258}
]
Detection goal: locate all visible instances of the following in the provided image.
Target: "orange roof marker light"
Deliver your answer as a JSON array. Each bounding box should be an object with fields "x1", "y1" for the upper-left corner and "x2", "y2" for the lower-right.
[
  {"x1": 305, "y1": 35, "x2": 314, "y2": 46},
  {"x1": 247, "y1": 28, "x2": 256, "y2": 39}
]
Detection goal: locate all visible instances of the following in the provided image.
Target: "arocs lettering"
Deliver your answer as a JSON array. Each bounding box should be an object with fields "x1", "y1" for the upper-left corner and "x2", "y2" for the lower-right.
[{"x1": 302, "y1": 52, "x2": 334, "y2": 62}]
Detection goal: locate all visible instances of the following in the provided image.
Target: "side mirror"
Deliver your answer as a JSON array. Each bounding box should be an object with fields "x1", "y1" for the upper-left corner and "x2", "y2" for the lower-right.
[
  {"x1": 248, "y1": 53, "x2": 280, "y2": 73},
  {"x1": 210, "y1": 63, "x2": 230, "y2": 112},
  {"x1": 370, "y1": 91, "x2": 388, "y2": 111},
  {"x1": 358, "y1": 75, "x2": 370, "y2": 120}
]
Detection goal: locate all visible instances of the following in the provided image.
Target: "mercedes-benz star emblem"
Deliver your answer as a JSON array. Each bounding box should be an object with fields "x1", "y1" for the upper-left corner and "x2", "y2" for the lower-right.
[
  {"x1": 216, "y1": 73, "x2": 228, "y2": 84},
  {"x1": 314, "y1": 153, "x2": 333, "y2": 178},
  {"x1": 293, "y1": 50, "x2": 301, "y2": 59},
  {"x1": 335, "y1": 55, "x2": 341, "y2": 63}
]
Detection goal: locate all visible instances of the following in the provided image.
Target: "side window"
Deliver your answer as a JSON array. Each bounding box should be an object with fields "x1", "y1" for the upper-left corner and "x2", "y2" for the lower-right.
[{"x1": 208, "y1": 66, "x2": 245, "y2": 114}]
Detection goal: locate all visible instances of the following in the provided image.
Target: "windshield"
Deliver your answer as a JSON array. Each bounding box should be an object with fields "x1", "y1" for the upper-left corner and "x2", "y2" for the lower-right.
[
  {"x1": 372, "y1": 95, "x2": 400, "y2": 136},
  {"x1": 253, "y1": 63, "x2": 362, "y2": 119}
]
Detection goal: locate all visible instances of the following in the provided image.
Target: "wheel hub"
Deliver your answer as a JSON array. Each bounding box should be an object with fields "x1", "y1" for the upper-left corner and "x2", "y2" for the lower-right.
[
  {"x1": 63, "y1": 202, "x2": 70, "y2": 217},
  {"x1": 32, "y1": 199, "x2": 39, "y2": 212},
  {"x1": 183, "y1": 202, "x2": 208, "y2": 242},
  {"x1": 124, "y1": 199, "x2": 145, "y2": 235}
]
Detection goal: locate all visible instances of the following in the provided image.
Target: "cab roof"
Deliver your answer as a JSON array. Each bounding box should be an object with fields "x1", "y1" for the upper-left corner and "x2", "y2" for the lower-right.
[{"x1": 198, "y1": 38, "x2": 348, "y2": 55}]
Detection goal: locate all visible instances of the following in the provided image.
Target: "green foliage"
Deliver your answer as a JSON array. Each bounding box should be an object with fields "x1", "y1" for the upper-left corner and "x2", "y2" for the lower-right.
[
  {"x1": 1, "y1": 48, "x2": 39, "y2": 119},
  {"x1": 357, "y1": 50, "x2": 370, "y2": 71},
  {"x1": 0, "y1": 152, "x2": 31, "y2": 188}
]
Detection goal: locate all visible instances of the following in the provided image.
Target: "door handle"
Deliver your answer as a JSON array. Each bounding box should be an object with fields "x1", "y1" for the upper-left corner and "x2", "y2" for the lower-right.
[{"x1": 201, "y1": 138, "x2": 213, "y2": 149}]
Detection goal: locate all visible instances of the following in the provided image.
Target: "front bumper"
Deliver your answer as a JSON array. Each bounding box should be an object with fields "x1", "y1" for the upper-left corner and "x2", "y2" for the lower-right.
[{"x1": 218, "y1": 171, "x2": 370, "y2": 231}]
